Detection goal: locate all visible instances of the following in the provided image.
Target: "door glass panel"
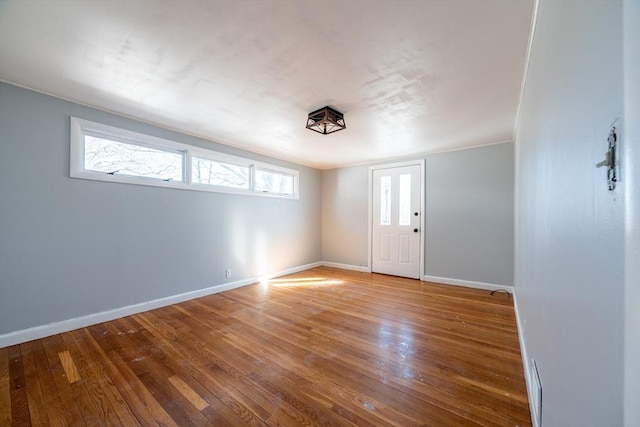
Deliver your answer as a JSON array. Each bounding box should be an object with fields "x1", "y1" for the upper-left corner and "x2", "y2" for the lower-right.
[
  {"x1": 399, "y1": 173, "x2": 411, "y2": 225},
  {"x1": 380, "y1": 175, "x2": 391, "y2": 225}
]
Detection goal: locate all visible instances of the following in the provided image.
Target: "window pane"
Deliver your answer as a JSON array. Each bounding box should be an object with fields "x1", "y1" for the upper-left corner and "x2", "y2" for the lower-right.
[
  {"x1": 380, "y1": 175, "x2": 391, "y2": 225},
  {"x1": 192, "y1": 157, "x2": 249, "y2": 189},
  {"x1": 84, "y1": 135, "x2": 183, "y2": 181},
  {"x1": 254, "y1": 169, "x2": 294, "y2": 195},
  {"x1": 399, "y1": 173, "x2": 411, "y2": 225}
]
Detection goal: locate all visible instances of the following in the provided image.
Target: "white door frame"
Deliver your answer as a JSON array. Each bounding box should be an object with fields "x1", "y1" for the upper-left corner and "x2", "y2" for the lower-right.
[{"x1": 368, "y1": 159, "x2": 425, "y2": 278}]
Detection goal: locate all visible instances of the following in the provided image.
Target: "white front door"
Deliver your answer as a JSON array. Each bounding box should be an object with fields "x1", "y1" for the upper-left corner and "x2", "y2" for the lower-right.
[{"x1": 371, "y1": 164, "x2": 421, "y2": 279}]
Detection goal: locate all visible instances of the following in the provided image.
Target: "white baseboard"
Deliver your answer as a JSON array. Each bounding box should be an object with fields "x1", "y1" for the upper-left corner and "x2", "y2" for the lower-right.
[
  {"x1": 422, "y1": 274, "x2": 514, "y2": 293},
  {"x1": 321, "y1": 261, "x2": 371, "y2": 273},
  {"x1": 0, "y1": 261, "x2": 322, "y2": 348},
  {"x1": 513, "y1": 291, "x2": 539, "y2": 427},
  {"x1": 260, "y1": 261, "x2": 323, "y2": 281},
  {"x1": 422, "y1": 275, "x2": 535, "y2": 424},
  {"x1": 318, "y1": 267, "x2": 512, "y2": 293}
]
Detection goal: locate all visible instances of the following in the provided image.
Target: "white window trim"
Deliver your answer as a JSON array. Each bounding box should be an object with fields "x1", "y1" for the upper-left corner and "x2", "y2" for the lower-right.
[
  {"x1": 253, "y1": 166, "x2": 299, "y2": 197},
  {"x1": 190, "y1": 152, "x2": 252, "y2": 191},
  {"x1": 70, "y1": 117, "x2": 299, "y2": 199}
]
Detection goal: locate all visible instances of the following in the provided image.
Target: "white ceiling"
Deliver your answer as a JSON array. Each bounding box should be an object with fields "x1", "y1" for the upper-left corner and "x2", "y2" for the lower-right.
[{"x1": 0, "y1": 0, "x2": 533, "y2": 169}]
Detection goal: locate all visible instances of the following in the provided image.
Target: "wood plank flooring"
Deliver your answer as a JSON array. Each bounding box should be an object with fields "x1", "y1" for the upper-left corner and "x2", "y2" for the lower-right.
[{"x1": 0, "y1": 267, "x2": 531, "y2": 426}]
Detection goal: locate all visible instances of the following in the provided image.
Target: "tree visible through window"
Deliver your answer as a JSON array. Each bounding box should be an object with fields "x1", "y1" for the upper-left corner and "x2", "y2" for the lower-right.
[
  {"x1": 84, "y1": 135, "x2": 183, "y2": 181},
  {"x1": 254, "y1": 169, "x2": 294, "y2": 195},
  {"x1": 191, "y1": 157, "x2": 249, "y2": 189},
  {"x1": 71, "y1": 117, "x2": 299, "y2": 199}
]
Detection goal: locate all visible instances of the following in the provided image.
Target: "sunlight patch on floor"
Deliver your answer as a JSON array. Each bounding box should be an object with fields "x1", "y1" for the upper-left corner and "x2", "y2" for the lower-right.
[{"x1": 267, "y1": 277, "x2": 344, "y2": 288}]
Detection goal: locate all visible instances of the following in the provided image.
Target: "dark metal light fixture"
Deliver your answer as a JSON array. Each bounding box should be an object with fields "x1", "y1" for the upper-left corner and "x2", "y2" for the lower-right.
[{"x1": 306, "y1": 106, "x2": 346, "y2": 135}]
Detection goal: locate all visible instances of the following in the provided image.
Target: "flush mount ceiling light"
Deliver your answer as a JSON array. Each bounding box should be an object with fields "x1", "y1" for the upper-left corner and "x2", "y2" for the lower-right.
[{"x1": 306, "y1": 106, "x2": 346, "y2": 135}]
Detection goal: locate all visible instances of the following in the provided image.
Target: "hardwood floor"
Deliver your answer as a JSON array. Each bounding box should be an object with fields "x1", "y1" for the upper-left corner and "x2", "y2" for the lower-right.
[{"x1": 0, "y1": 267, "x2": 531, "y2": 426}]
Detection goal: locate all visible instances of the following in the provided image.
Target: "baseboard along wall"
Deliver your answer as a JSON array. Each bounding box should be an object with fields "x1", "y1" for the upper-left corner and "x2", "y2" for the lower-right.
[
  {"x1": 1, "y1": 258, "x2": 528, "y2": 421},
  {"x1": 0, "y1": 261, "x2": 322, "y2": 348},
  {"x1": 321, "y1": 261, "x2": 371, "y2": 273},
  {"x1": 512, "y1": 291, "x2": 540, "y2": 427},
  {"x1": 1, "y1": 260, "x2": 537, "y2": 423},
  {"x1": 422, "y1": 274, "x2": 514, "y2": 293}
]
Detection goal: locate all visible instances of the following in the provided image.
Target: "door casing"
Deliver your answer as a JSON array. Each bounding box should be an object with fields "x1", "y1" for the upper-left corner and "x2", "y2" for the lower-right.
[{"x1": 368, "y1": 159, "x2": 425, "y2": 279}]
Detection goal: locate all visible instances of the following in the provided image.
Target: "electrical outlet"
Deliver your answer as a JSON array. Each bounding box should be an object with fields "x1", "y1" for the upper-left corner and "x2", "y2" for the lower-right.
[{"x1": 225, "y1": 269, "x2": 231, "y2": 279}]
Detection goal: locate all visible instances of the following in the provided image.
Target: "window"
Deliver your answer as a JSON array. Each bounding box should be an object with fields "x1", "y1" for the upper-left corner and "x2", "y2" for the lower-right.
[
  {"x1": 191, "y1": 157, "x2": 249, "y2": 189},
  {"x1": 70, "y1": 117, "x2": 299, "y2": 199},
  {"x1": 380, "y1": 175, "x2": 391, "y2": 225},
  {"x1": 398, "y1": 173, "x2": 411, "y2": 225},
  {"x1": 84, "y1": 134, "x2": 184, "y2": 182},
  {"x1": 254, "y1": 168, "x2": 295, "y2": 196}
]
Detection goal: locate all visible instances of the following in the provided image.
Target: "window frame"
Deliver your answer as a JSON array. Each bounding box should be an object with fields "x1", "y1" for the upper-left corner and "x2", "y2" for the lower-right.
[
  {"x1": 189, "y1": 150, "x2": 252, "y2": 192},
  {"x1": 253, "y1": 166, "x2": 298, "y2": 197},
  {"x1": 82, "y1": 130, "x2": 186, "y2": 183},
  {"x1": 70, "y1": 117, "x2": 299, "y2": 199}
]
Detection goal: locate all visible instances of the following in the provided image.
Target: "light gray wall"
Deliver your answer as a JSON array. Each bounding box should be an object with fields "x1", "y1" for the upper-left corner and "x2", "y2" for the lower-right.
[
  {"x1": 321, "y1": 166, "x2": 369, "y2": 267},
  {"x1": 321, "y1": 143, "x2": 514, "y2": 286},
  {"x1": 515, "y1": 0, "x2": 624, "y2": 425},
  {"x1": 425, "y1": 143, "x2": 514, "y2": 286},
  {"x1": 0, "y1": 82, "x2": 322, "y2": 335}
]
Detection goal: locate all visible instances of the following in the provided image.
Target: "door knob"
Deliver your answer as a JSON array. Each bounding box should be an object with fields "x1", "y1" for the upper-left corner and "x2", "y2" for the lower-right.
[{"x1": 413, "y1": 228, "x2": 419, "y2": 233}]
